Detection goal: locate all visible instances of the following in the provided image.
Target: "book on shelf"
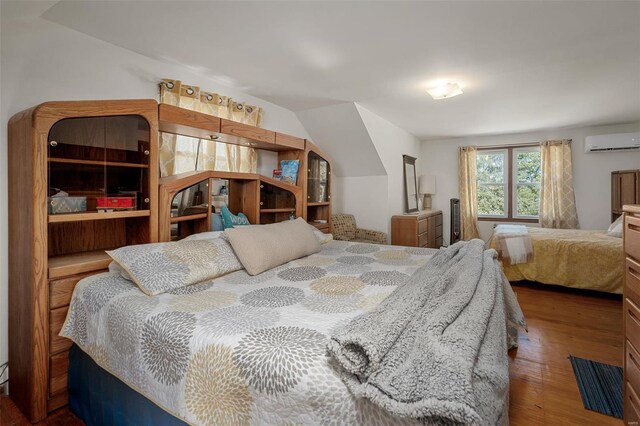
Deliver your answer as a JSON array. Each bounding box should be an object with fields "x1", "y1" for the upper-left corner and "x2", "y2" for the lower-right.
[
  {"x1": 279, "y1": 160, "x2": 299, "y2": 185},
  {"x1": 272, "y1": 169, "x2": 282, "y2": 180}
]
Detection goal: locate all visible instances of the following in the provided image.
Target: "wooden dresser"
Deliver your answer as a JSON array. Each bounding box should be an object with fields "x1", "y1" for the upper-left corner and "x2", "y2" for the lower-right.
[
  {"x1": 391, "y1": 210, "x2": 443, "y2": 248},
  {"x1": 624, "y1": 204, "x2": 640, "y2": 424}
]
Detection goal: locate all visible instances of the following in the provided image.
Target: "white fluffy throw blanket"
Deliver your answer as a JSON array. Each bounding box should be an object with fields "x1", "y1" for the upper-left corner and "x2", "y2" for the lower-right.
[
  {"x1": 327, "y1": 240, "x2": 526, "y2": 425},
  {"x1": 494, "y1": 224, "x2": 533, "y2": 265}
]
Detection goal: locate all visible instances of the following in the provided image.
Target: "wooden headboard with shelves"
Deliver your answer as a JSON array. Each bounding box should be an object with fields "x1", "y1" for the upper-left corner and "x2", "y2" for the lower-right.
[
  {"x1": 158, "y1": 170, "x2": 304, "y2": 241},
  {"x1": 7, "y1": 98, "x2": 333, "y2": 422}
]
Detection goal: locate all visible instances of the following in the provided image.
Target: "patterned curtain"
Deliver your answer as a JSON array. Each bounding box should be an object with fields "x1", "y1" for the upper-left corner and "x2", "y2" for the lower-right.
[
  {"x1": 159, "y1": 79, "x2": 262, "y2": 177},
  {"x1": 539, "y1": 140, "x2": 579, "y2": 229},
  {"x1": 458, "y1": 146, "x2": 481, "y2": 240}
]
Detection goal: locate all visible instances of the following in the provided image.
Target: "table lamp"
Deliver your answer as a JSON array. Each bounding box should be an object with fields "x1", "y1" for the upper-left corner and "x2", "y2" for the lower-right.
[{"x1": 419, "y1": 175, "x2": 436, "y2": 209}]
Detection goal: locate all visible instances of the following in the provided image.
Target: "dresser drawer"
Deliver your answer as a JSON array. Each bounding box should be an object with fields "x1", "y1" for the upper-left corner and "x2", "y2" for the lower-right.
[
  {"x1": 418, "y1": 219, "x2": 428, "y2": 235},
  {"x1": 47, "y1": 392, "x2": 68, "y2": 413},
  {"x1": 627, "y1": 215, "x2": 640, "y2": 261},
  {"x1": 627, "y1": 381, "x2": 640, "y2": 425},
  {"x1": 626, "y1": 298, "x2": 640, "y2": 354},
  {"x1": 49, "y1": 351, "x2": 69, "y2": 397},
  {"x1": 435, "y1": 214, "x2": 442, "y2": 226},
  {"x1": 418, "y1": 232, "x2": 429, "y2": 248},
  {"x1": 49, "y1": 271, "x2": 102, "y2": 309},
  {"x1": 50, "y1": 306, "x2": 72, "y2": 354},
  {"x1": 627, "y1": 258, "x2": 640, "y2": 306},
  {"x1": 627, "y1": 340, "x2": 640, "y2": 394}
]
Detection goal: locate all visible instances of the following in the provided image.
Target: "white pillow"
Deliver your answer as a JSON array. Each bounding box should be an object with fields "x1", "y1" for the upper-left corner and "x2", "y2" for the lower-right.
[
  {"x1": 607, "y1": 215, "x2": 623, "y2": 238},
  {"x1": 307, "y1": 223, "x2": 333, "y2": 244},
  {"x1": 108, "y1": 260, "x2": 132, "y2": 280}
]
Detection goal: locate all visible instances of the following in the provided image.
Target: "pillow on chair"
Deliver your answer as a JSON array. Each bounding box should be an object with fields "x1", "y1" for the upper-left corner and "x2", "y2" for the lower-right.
[{"x1": 220, "y1": 205, "x2": 250, "y2": 229}]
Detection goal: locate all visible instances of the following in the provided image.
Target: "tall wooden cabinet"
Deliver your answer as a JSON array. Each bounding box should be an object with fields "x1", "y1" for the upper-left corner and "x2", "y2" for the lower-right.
[
  {"x1": 8, "y1": 100, "x2": 159, "y2": 422},
  {"x1": 624, "y1": 205, "x2": 640, "y2": 424},
  {"x1": 613, "y1": 170, "x2": 639, "y2": 221}
]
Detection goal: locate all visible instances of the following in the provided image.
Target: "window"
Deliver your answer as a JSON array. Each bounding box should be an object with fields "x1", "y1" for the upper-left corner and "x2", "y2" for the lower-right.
[{"x1": 476, "y1": 146, "x2": 541, "y2": 220}]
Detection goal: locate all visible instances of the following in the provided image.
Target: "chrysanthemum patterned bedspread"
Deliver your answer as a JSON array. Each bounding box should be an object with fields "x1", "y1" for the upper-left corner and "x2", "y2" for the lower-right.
[{"x1": 61, "y1": 240, "x2": 438, "y2": 426}]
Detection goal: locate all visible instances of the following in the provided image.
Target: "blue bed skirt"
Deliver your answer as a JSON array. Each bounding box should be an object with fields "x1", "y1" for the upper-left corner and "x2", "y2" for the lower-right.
[{"x1": 68, "y1": 345, "x2": 187, "y2": 426}]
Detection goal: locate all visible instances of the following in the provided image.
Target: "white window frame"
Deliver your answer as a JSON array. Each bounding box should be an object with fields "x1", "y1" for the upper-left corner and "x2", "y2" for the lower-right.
[
  {"x1": 476, "y1": 149, "x2": 508, "y2": 219},
  {"x1": 512, "y1": 147, "x2": 541, "y2": 220}
]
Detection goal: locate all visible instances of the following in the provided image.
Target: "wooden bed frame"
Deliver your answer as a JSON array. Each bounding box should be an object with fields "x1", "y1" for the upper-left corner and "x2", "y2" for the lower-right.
[{"x1": 7, "y1": 99, "x2": 333, "y2": 422}]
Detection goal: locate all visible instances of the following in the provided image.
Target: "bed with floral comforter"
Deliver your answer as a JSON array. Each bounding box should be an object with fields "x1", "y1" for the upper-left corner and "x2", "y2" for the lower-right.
[{"x1": 62, "y1": 240, "x2": 443, "y2": 425}]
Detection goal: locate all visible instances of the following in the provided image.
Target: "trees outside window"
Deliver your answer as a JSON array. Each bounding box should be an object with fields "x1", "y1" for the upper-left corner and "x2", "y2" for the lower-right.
[{"x1": 476, "y1": 146, "x2": 541, "y2": 221}]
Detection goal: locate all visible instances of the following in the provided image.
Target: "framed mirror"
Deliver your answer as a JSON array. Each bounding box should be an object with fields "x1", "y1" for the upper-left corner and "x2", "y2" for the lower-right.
[{"x1": 403, "y1": 155, "x2": 419, "y2": 213}]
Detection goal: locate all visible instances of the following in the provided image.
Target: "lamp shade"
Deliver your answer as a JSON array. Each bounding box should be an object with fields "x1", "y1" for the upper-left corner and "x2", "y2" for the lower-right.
[{"x1": 419, "y1": 175, "x2": 436, "y2": 195}]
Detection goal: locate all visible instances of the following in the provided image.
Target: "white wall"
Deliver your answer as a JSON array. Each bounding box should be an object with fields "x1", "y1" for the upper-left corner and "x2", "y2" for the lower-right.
[
  {"x1": 333, "y1": 176, "x2": 389, "y2": 233},
  {"x1": 357, "y1": 106, "x2": 421, "y2": 216},
  {"x1": 0, "y1": 10, "x2": 310, "y2": 366},
  {"x1": 356, "y1": 105, "x2": 422, "y2": 237},
  {"x1": 298, "y1": 102, "x2": 422, "y2": 239},
  {"x1": 296, "y1": 103, "x2": 386, "y2": 178},
  {"x1": 421, "y1": 122, "x2": 640, "y2": 243}
]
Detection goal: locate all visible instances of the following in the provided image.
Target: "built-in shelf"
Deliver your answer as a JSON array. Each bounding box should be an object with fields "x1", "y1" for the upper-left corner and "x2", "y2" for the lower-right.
[
  {"x1": 307, "y1": 202, "x2": 330, "y2": 206},
  {"x1": 48, "y1": 249, "x2": 113, "y2": 279},
  {"x1": 170, "y1": 213, "x2": 208, "y2": 223},
  {"x1": 48, "y1": 210, "x2": 150, "y2": 223},
  {"x1": 260, "y1": 208, "x2": 295, "y2": 213},
  {"x1": 310, "y1": 222, "x2": 330, "y2": 230},
  {"x1": 49, "y1": 158, "x2": 149, "y2": 168}
]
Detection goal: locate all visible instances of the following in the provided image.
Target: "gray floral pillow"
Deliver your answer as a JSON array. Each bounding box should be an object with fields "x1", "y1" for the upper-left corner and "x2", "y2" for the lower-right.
[{"x1": 107, "y1": 238, "x2": 243, "y2": 296}]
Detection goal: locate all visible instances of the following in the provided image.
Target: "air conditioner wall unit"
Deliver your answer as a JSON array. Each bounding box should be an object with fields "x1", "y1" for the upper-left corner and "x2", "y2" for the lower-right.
[{"x1": 584, "y1": 132, "x2": 640, "y2": 153}]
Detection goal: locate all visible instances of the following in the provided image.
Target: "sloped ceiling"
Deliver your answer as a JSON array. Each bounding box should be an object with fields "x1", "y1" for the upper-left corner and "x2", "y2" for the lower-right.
[
  {"x1": 296, "y1": 103, "x2": 386, "y2": 177},
  {"x1": 40, "y1": 1, "x2": 640, "y2": 140}
]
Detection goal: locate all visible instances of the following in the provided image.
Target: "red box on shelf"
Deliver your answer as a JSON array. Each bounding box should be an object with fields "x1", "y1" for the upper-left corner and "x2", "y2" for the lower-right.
[{"x1": 96, "y1": 196, "x2": 136, "y2": 210}]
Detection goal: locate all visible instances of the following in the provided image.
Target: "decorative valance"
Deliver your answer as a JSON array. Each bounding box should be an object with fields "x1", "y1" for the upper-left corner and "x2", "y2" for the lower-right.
[{"x1": 158, "y1": 79, "x2": 261, "y2": 177}]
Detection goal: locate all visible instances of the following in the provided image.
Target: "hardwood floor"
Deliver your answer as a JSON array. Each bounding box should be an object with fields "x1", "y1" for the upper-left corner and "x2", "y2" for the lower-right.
[
  {"x1": 0, "y1": 281, "x2": 624, "y2": 425},
  {"x1": 0, "y1": 396, "x2": 81, "y2": 426},
  {"x1": 509, "y1": 282, "x2": 623, "y2": 425}
]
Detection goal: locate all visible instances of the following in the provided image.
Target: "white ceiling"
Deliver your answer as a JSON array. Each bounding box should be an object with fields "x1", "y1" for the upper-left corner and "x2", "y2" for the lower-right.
[{"x1": 42, "y1": 1, "x2": 640, "y2": 140}]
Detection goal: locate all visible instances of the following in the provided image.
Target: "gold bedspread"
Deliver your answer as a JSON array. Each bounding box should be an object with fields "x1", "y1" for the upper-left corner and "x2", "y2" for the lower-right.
[{"x1": 490, "y1": 227, "x2": 623, "y2": 294}]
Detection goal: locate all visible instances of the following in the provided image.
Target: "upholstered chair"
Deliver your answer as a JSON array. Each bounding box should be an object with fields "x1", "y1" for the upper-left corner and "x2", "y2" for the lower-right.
[{"x1": 330, "y1": 214, "x2": 388, "y2": 244}]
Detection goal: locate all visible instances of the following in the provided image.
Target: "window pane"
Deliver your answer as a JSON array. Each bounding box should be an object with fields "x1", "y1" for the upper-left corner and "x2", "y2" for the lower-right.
[
  {"x1": 516, "y1": 185, "x2": 540, "y2": 217},
  {"x1": 477, "y1": 152, "x2": 505, "y2": 184},
  {"x1": 478, "y1": 185, "x2": 506, "y2": 216},
  {"x1": 516, "y1": 150, "x2": 541, "y2": 184}
]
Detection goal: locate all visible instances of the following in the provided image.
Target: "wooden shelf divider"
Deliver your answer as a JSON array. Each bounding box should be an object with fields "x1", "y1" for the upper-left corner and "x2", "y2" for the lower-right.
[
  {"x1": 48, "y1": 210, "x2": 150, "y2": 223},
  {"x1": 48, "y1": 249, "x2": 113, "y2": 279},
  {"x1": 170, "y1": 213, "x2": 208, "y2": 223}
]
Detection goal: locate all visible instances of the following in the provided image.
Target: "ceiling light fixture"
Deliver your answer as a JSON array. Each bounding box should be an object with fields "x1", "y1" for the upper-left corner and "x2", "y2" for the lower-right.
[{"x1": 426, "y1": 82, "x2": 463, "y2": 100}]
